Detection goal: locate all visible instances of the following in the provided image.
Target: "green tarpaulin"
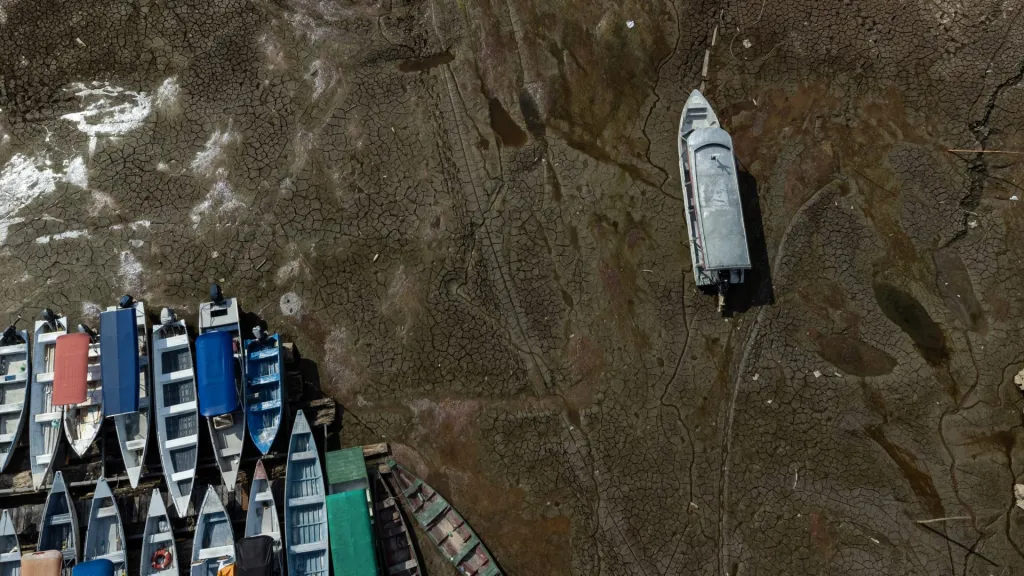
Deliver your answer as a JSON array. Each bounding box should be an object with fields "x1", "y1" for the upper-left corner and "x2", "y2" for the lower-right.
[{"x1": 327, "y1": 490, "x2": 379, "y2": 576}]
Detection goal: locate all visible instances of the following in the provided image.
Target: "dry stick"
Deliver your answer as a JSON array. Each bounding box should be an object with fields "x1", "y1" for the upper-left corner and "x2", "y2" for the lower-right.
[
  {"x1": 946, "y1": 149, "x2": 1024, "y2": 155},
  {"x1": 915, "y1": 516, "x2": 972, "y2": 524}
]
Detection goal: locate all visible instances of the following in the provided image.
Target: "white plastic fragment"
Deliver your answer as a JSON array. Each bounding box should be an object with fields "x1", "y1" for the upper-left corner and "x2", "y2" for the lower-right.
[
  {"x1": 1012, "y1": 195, "x2": 1019, "y2": 201},
  {"x1": 1014, "y1": 367, "x2": 1024, "y2": 392},
  {"x1": 812, "y1": 370, "x2": 822, "y2": 378},
  {"x1": 1015, "y1": 484, "x2": 1024, "y2": 510},
  {"x1": 626, "y1": 20, "x2": 635, "y2": 28}
]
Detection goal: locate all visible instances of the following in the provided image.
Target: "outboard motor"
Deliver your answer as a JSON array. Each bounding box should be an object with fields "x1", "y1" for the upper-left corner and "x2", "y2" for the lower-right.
[
  {"x1": 41, "y1": 308, "x2": 57, "y2": 330},
  {"x1": 77, "y1": 323, "x2": 98, "y2": 343},
  {"x1": 0, "y1": 317, "x2": 23, "y2": 346},
  {"x1": 119, "y1": 294, "x2": 135, "y2": 309},
  {"x1": 160, "y1": 307, "x2": 176, "y2": 326},
  {"x1": 252, "y1": 326, "x2": 266, "y2": 341},
  {"x1": 210, "y1": 283, "x2": 224, "y2": 305}
]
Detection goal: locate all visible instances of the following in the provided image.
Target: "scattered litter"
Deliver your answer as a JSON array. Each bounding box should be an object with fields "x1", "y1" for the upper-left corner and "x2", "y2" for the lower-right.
[
  {"x1": 742, "y1": 39, "x2": 752, "y2": 49},
  {"x1": 968, "y1": 220, "x2": 978, "y2": 228},
  {"x1": 752, "y1": 373, "x2": 759, "y2": 381},
  {"x1": 1014, "y1": 367, "x2": 1024, "y2": 392},
  {"x1": 812, "y1": 370, "x2": 822, "y2": 378},
  {"x1": 1013, "y1": 195, "x2": 1020, "y2": 201},
  {"x1": 626, "y1": 20, "x2": 635, "y2": 28},
  {"x1": 75, "y1": 38, "x2": 86, "y2": 47},
  {"x1": 869, "y1": 537, "x2": 880, "y2": 544},
  {"x1": 373, "y1": 253, "x2": 380, "y2": 262},
  {"x1": 766, "y1": 399, "x2": 772, "y2": 405}
]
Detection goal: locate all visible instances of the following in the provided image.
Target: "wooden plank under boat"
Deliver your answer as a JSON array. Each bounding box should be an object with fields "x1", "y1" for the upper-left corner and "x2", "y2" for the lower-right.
[
  {"x1": 191, "y1": 488, "x2": 234, "y2": 576},
  {"x1": 151, "y1": 308, "x2": 199, "y2": 518},
  {"x1": 370, "y1": 467, "x2": 421, "y2": 576},
  {"x1": 197, "y1": 284, "x2": 245, "y2": 490},
  {"x1": 244, "y1": 459, "x2": 282, "y2": 572},
  {"x1": 140, "y1": 489, "x2": 178, "y2": 576},
  {"x1": 108, "y1": 297, "x2": 151, "y2": 488},
  {"x1": 0, "y1": 509, "x2": 21, "y2": 576},
  {"x1": 83, "y1": 478, "x2": 126, "y2": 576},
  {"x1": 30, "y1": 310, "x2": 68, "y2": 490},
  {"x1": 385, "y1": 459, "x2": 502, "y2": 576},
  {"x1": 285, "y1": 410, "x2": 328, "y2": 576},
  {"x1": 0, "y1": 321, "x2": 30, "y2": 473},
  {"x1": 244, "y1": 331, "x2": 283, "y2": 455},
  {"x1": 59, "y1": 329, "x2": 101, "y2": 459},
  {"x1": 38, "y1": 471, "x2": 78, "y2": 575}
]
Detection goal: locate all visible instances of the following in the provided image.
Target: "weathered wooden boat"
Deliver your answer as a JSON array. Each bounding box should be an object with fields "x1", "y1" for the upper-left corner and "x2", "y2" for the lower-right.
[
  {"x1": 678, "y1": 89, "x2": 751, "y2": 301},
  {"x1": 197, "y1": 285, "x2": 245, "y2": 490},
  {"x1": 141, "y1": 489, "x2": 178, "y2": 576},
  {"x1": 151, "y1": 308, "x2": 199, "y2": 517},
  {"x1": 191, "y1": 488, "x2": 235, "y2": 576},
  {"x1": 30, "y1": 310, "x2": 69, "y2": 490},
  {"x1": 20, "y1": 550, "x2": 61, "y2": 576},
  {"x1": 106, "y1": 297, "x2": 150, "y2": 488},
  {"x1": 244, "y1": 330, "x2": 283, "y2": 455},
  {"x1": 371, "y1": 468, "x2": 421, "y2": 576},
  {"x1": 0, "y1": 320, "x2": 30, "y2": 473},
  {"x1": 83, "y1": 478, "x2": 125, "y2": 575},
  {"x1": 70, "y1": 559, "x2": 113, "y2": 576},
  {"x1": 245, "y1": 460, "x2": 282, "y2": 573},
  {"x1": 0, "y1": 509, "x2": 21, "y2": 576},
  {"x1": 386, "y1": 459, "x2": 502, "y2": 576},
  {"x1": 285, "y1": 410, "x2": 328, "y2": 576},
  {"x1": 38, "y1": 471, "x2": 79, "y2": 575},
  {"x1": 58, "y1": 327, "x2": 101, "y2": 459}
]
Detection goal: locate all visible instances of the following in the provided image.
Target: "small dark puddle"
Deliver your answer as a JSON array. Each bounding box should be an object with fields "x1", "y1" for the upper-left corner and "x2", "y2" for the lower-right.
[
  {"x1": 488, "y1": 98, "x2": 528, "y2": 147},
  {"x1": 872, "y1": 282, "x2": 949, "y2": 366},
  {"x1": 518, "y1": 89, "x2": 546, "y2": 137},
  {"x1": 396, "y1": 51, "x2": 454, "y2": 73},
  {"x1": 818, "y1": 335, "x2": 896, "y2": 377}
]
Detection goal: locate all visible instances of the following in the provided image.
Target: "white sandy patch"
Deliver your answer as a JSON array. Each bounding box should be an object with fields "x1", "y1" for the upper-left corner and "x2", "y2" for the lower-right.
[
  {"x1": 118, "y1": 250, "x2": 143, "y2": 293},
  {"x1": 131, "y1": 220, "x2": 151, "y2": 230},
  {"x1": 280, "y1": 292, "x2": 302, "y2": 316},
  {"x1": 80, "y1": 302, "x2": 103, "y2": 320},
  {"x1": 89, "y1": 190, "x2": 116, "y2": 216},
  {"x1": 0, "y1": 154, "x2": 60, "y2": 216},
  {"x1": 308, "y1": 60, "x2": 335, "y2": 100},
  {"x1": 155, "y1": 76, "x2": 179, "y2": 111},
  {"x1": 190, "y1": 179, "x2": 243, "y2": 228},
  {"x1": 65, "y1": 156, "x2": 88, "y2": 188},
  {"x1": 36, "y1": 229, "x2": 89, "y2": 244},
  {"x1": 191, "y1": 126, "x2": 237, "y2": 178},
  {"x1": 276, "y1": 259, "x2": 301, "y2": 284},
  {"x1": 61, "y1": 82, "x2": 152, "y2": 156},
  {"x1": 129, "y1": 238, "x2": 144, "y2": 248}
]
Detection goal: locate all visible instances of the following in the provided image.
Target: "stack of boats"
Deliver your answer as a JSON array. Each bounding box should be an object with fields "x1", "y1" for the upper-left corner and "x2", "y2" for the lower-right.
[{"x1": 0, "y1": 284, "x2": 503, "y2": 576}]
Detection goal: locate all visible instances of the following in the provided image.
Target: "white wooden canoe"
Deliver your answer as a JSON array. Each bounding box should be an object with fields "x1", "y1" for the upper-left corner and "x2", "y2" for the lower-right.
[
  {"x1": 112, "y1": 300, "x2": 151, "y2": 487},
  {"x1": 0, "y1": 325, "x2": 30, "y2": 473},
  {"x1": 83, "y1": 478, "x2": 126, "y2": 576},
  {"x1": 285, "y1": 410, "x2": 328, "y2": 575},
  {"x1": 191, "y1": 488, "x2": 235, "y2": 576},
  {"x1": 38, "y1": 471, "x2": 78, "y2": 574},
  {"x1": 141, "y1": 489, "x2": 178, "y2": 576},
  {"x1": 245, "y1": 459, "x2": 282, "y2": 572},
  {"x1": 29, "y1": 312, "x2": 68, "y2": 490},
  {"x1": 0, "y1": 509, "x2": 21, "y2": 576}
]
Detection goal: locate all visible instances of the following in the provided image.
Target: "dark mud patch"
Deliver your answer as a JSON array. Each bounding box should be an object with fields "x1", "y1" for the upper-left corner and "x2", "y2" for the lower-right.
[
  {"x1": 818, "y1": 335, "x2": 896, "y2": 377},
  {"x1": 489, "y1": 98, "x2": 528, "y2": 147},
  {"x1": 519, "y1": 89, "x2": 546, "y2": 138},
  {"x1": 396, "y1": 50, "x2": 454, "y2": 72},
  {"x1": 873, "y1": 282, "x2": 949, "y2": 366},
  {"x1": 933, "y1": 248, "x2": 986, "y2": 333},
  {"x1": 865, "y1": 426, "x2": 944, "y2": 516}
]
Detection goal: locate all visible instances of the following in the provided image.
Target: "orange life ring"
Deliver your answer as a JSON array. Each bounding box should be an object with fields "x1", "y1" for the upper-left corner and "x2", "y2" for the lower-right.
[{"x1": 151, "y1": 548, "x2": 172, "y2": 570}]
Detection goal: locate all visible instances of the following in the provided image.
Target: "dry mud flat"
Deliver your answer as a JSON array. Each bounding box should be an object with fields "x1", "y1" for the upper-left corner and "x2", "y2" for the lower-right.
[{"x1": 2, "y1": 0, "x2": 1024, "y2": 574}]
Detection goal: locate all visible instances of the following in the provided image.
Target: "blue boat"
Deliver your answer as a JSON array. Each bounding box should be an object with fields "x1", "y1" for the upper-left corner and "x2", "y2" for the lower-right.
[
  {"x1": 72, "y1": 559, "x2": 114, "y2": 576},
  {"x1": 244, "y1": 330, "x2": 283, "y2": 454},
  {"x1": 108, "y1": 296, "x2": 151, "y2": 488},
  {"x1": 100, "y1": 307, "x2": 138, "y2": 416},
  {"x1": 197, "y1": 285, "x2": 245, "y2": 490}
]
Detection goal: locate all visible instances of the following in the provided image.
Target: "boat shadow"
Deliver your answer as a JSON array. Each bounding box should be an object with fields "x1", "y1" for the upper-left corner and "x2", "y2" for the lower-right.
[{"x1": 721, "y1": 163, "x2": 775, "y2": 316}]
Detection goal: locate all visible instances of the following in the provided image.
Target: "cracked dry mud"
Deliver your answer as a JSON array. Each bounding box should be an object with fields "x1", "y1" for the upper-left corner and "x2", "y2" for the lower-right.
[{"x1": 2, "y1": 0, "x2": 1024, "y2": 574}]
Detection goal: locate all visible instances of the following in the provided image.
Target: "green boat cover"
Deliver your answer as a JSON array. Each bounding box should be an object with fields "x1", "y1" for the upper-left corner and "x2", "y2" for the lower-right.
[
  {"x1": 325, "y1": 447, "x2": 367, "y2": 488},
  {"x1": 327, "y1": 490, "x2": 378, "y2": 576}
]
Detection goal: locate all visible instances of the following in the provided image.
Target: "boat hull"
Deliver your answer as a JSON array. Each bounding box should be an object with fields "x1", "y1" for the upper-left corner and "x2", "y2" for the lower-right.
[
  {"x1": 141, "y1": 489, "x2": 179, "y2": 576},
  {"x1": 152, "y1": 315, "x2": 199, "y2": 518},
  {"x1": 191, "y1": 489, "x2": 235, "y2": 576},
  {"x1": 244, "y1": 335, "x2": 283, "y2": 455},
  {"x1": 30, "y1": 316, "x2": 69, "y2": 490},
  {"x1": 112, "y1": 301, "x2": 151, "y2": 488},
  {"x1": 0, "y1": 330, "x2": 30, "y2": 473},
  {"x1": 83, "y1": 478, "x2": 127, "y2": 576},
  {"x1": 38, "y1": 471, "x2": 79, "y2": 576},
  {"x1": 197, "y1": 296, "x2": 245, "y2": 490},
  {"x1": 285, "y1": 410, "x2": 328, "y2": 576}
]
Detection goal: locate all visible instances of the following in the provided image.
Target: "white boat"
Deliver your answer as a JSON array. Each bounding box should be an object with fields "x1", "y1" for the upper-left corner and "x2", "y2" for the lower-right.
[
  {"x1": 38, "y1": 471, "x2": 78, "y2": 574},
  {"x1": 141, "y1": 489, "x2": 178, "y2": 576},
  {"x1": 29, "y1": 310, "x2": 68, "y2": 490},
  {"x1": 62, "y1": 324, "x2": 102, "y2": 459},
  {"x1": 285, "y1": 410, "x2": 328, "y2": 575},
  {"x1": 0, "y1": 509, "x2": 20, "y2": 576},
  {"x1": 83, "y1": 478, "x2": 126, "y2": 576},
  {"x1": 245, "y1": 460, "x2": 282, "y2": 572},
  {"x1": 678, "y1": 89, "x2": 751, "y2": 300},
  {"x1": 111, "y1": 297, "x2": 151, "y2": 488},
  {"x1": 191, "y1": 488, "x2": 235, "y2": 576},
  {"x1": 197, "y1": 284, "x2": 245, "y2": 490},
  {"x1": 0, "y1": 321, "x2": 30, "y2": 473},
  {"x1": 152, "y1": 308, "x2": 199, "y2": 517}
]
